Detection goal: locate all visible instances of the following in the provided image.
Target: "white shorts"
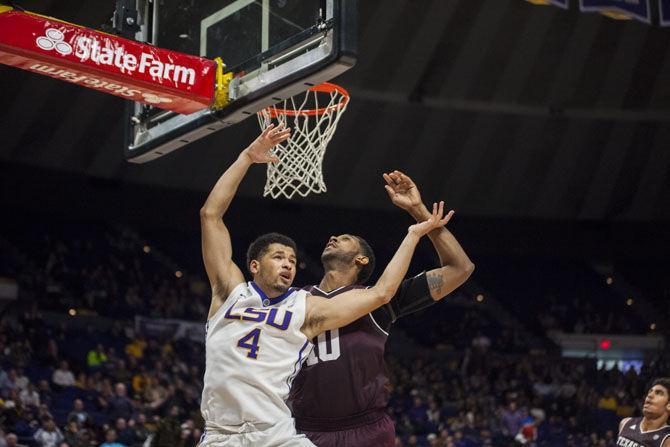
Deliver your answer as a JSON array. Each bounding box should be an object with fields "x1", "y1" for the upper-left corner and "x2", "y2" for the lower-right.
[{"x1": 199, "y1": 419, "x2": 315, "y2": 447}]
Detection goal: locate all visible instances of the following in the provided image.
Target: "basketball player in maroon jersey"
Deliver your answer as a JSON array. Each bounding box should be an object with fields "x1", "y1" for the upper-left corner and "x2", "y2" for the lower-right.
[
  {"x1": 289, "y1": 170, "x2": 475, "y2": 447},
  {"x1": 617, "y1": 378, "x2": 670, "y2": 447}
]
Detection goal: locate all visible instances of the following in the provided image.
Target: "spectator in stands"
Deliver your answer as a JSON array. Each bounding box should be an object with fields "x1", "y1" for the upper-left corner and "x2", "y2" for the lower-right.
[
  {"x1": 33, "y1": 418, "x2": 63, "y2": 447},
  {"x1": 124, "y1": 336, "x2": 146, "y2": 361},
  {"x1": 152, "y1": 405, "x2": 183, "y2": 447},
  {"x1": 130, "y1": 413, "x2": 151, "y2": 446},
  {"x1": 51, "y1": 361, "x2": 75, "y2": 388},
  {"x1": 598, "y1": 388, "x2": 618, "y2": 412},
  {"x1": 12, "y1": 370, "x2": 28, "y2": 392},
  {"x1": 115, "y1": 418, "x2": 135, "y2": 446},
  {"x1": 0, "y1": 369, "x2": 17, "y2": 394},
  {"x1": 36, "y1": 380, "x2": 52, "y2": 408},
  {"x1": 500, "y1": 402, "x2": 524, "y2": 439},
  {"x1": 100, "y1": 429, "x2": 124, "y2": 447},
  {"x1": 86, "y1": 344, "x2": 108, "y2": 369},
  {"x1": 18, "y1": 382, "x2": 39, "y2": 408},
  {"x1": 62, "y1": 421, "x2": 79, "y2": 447},
  {"x1": 5, "y1": 433, "x2": 28, "y2": 447},
  {"x1": 108, "y1": 383, "x2": 133, "y2": 421},
  {"x1": 66, "y1": 399, "x2": 90, "y2": 428}
]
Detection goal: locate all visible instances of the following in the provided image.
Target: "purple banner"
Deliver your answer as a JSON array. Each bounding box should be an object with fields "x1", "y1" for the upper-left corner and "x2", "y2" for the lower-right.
[
  {"x1": 580, "y1": 0, "x2": 651, "y2": 23},
  {"x1": 661, "y1": 0, "x2": 670, "y2": 26}
]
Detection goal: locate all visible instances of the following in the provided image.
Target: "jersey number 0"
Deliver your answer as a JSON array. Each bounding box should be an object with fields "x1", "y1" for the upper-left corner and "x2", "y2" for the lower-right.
[{"x1": 305, "y1": 328, "x2": 340, "y2": 365}]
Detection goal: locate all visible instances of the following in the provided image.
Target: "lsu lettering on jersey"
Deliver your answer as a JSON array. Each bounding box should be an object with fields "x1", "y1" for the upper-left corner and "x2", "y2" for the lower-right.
[
  {"x1": 618, "y1": 417, "x2": 670, "y2": 447},
  {"x1": 201, "y1": 282, "x2": 313, "y2": 433}
]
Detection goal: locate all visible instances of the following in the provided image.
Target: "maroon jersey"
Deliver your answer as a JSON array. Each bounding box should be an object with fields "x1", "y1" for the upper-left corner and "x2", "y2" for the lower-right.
[
  {"x1": 618, "y1": 417, "x2": 670, "y2": 447},
  {"x1": 290, "y1": 273, "x2": 432, "y2": 431}
]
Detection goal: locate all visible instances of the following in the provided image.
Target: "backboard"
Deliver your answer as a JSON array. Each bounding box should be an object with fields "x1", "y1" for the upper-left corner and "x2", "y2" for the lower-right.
[{"x1": 124, "y1": 0, "x2": 357, "y2": 163}]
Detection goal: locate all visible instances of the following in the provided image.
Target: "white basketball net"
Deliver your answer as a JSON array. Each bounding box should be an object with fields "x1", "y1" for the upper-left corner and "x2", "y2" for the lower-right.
[{"x1": 257, "y1": 84, "x2": 349, "y2": 199}]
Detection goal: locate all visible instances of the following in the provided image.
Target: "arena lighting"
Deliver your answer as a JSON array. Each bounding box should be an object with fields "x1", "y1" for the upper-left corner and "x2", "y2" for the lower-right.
[
  {"x1": 143, "y1": 245, "x2": 151, "y2": 253},
  {"x1": 175, "y1": 270, "x2": 183, "y2": 278},
  {"x1": 600, "y1": 339, "x2": 612, "y2": 350},
  {"x1": 476, "y1": 294, "x2": 485, "y2": 302},
  {"x1": 650, "y1": 323, "x2": 657, "y2": 331},
  {"x1": 68, "y1": 308, "x2": 77, "y2": 316},
  {"x1": 606, "y1": 276, "x2": 613, "y2": 285},
  {"x1": 626, "y1": 298, "x2": 634, "y2": 306}
]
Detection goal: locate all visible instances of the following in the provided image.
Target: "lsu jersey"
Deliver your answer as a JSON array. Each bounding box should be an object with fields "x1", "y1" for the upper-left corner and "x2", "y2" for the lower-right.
[{"x1": 201, "y1": 281, "x2": 313, "y2": 433}]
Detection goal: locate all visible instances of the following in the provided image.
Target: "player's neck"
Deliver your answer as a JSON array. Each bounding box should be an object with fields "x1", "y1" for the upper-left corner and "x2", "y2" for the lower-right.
[
  {"x1": 641, "y1": 414, "x2": 669, "y2": 430},
  {"x1": 318, "y1": 269, "x2": 357, "y2": 292}
]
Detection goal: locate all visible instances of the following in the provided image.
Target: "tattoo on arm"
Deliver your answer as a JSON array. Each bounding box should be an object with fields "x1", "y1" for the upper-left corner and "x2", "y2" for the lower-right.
[{"x1": 426, "y1": 272, "x2": 444, "y2": 294}]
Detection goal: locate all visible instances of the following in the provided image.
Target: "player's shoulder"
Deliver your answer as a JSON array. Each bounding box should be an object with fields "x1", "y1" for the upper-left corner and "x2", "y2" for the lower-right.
[{"x1": 302, "y1": 284, "x2": 366, "y2": 297}]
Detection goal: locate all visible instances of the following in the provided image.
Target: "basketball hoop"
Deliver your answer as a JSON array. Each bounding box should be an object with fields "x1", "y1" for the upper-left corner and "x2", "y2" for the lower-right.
[{"x1": 257, "y1": 83, "x2": 350, "y2": 199}]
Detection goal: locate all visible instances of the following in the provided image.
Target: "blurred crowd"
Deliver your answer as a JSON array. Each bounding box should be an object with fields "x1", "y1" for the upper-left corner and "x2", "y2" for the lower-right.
[
  {"x1": 387, "y1": 345, "x2": 669, "y2": 447},
  {"x1": 0, "y1": 223, "x2": 667, "y2": 447}
]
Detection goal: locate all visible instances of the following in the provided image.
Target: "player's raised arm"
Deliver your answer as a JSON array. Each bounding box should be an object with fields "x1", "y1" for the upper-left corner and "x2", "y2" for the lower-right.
[
  {"x1": 200, "y1": 124, "x2": 291, "y2": 318},
  {"x1": 383, "y1": 170, "x2": 474, "y2": 300},
  {"x1": 301, "y1": 202, "x2": 450, "y2": 339}
]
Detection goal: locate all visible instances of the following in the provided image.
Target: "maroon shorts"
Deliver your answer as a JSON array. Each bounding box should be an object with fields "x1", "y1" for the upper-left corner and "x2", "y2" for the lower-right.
[{"x1": 299, "y1": 414, "x2": 395, "y2": 447}]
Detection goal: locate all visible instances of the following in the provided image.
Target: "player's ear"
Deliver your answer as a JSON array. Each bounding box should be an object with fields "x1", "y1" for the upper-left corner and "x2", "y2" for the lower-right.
[
  {"x1": 354, "y1": 255, "x2": 369, "y2": 267},
  {"x1": 249, "y1": 259, "x2": 260, "y2": 275}
]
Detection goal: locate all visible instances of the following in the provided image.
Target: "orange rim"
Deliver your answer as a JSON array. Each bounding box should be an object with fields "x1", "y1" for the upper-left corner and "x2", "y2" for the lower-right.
[{"x1": 264, "y1": 82, "x2": 350, "y2": 118}]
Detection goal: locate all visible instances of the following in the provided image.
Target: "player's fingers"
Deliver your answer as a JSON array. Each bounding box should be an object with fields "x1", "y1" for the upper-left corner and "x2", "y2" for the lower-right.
[
  {"x1": 262, "y1": 123, "x2": 275, "y2": 137},
  {"x1": 273, "y1": 130, "x2": 291, "y2": 141},
  {"x1": 384, "y1": 185, "x2": 396, "y2": 199},
  {"x1": 437, "y1": 201, "x2": 445, "y2": 219},
  {"x1": 440, "y1": 210, "x2": 455, "y2": 226},
  {"x1": 269, "y1": 155, "x2": 280, "y2": 163}
]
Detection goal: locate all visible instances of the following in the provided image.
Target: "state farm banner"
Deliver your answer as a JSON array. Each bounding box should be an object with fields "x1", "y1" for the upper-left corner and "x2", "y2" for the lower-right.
[
  {"x1": 579, "y1": 0, "x2": 651, "y2": 23},
  {"x1": 135, "y1": 316, "x2": 206, "y2": 343},
  {"x1": 660, "y1": 0, "x2": 670, "y2": 25},
  {"x1": 0, "y1": 9, "x2": 216, "y2": 114}
]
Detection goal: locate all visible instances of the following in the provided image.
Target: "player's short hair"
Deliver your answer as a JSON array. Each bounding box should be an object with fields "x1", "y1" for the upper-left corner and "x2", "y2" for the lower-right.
[
  {"x1": 651, "y1": 377, "x2": 670, "y2": 398},
  {"x1": 352, "y1": 235, "x2": 376, "y2": 284},
  {"x1": 246, "y1": 233, "x2": 297, "y2": 272}
]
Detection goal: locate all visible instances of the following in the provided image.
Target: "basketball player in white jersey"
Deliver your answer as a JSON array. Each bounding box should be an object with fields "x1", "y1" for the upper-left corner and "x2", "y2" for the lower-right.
[
  {"x1": 617, "y1": 378, "x2": 670, "y2": 447},
  {"x1": 198, "y1": 123, "x2": 451, "y2": 446}
]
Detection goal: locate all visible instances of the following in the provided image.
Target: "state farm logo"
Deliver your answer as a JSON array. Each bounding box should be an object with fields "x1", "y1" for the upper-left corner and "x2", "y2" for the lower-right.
[{"x1": 36, "y1": 28, "x2": 72, "y2": 56}]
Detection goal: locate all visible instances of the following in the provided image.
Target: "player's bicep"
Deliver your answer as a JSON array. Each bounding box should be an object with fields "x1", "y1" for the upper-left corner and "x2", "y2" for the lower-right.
[
  {"x1": 303, "y1": 290, "x2": 382, "y2": 337},
  {"x1": 201, "y1": 216, "x2": 244, "y2": 297},
  {"x1": 425, "y1": 266, "x2": 470, "y2": 300}
]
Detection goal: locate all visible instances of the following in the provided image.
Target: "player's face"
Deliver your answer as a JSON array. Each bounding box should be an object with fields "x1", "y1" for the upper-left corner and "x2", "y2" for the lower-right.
[
  {"x1": 321, "y1": 234, "x2": 360, "y2": 261},
  {"x1": 642, "y1": 384, "x2": 670, "y2": 418},
  {"x1": 252, "y1": 243, "x2": 297, "y2": 295}
]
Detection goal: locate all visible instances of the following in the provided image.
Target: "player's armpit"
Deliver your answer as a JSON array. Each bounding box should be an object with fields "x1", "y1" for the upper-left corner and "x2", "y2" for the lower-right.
[{"x1": 425, "y1": 264, "x2": 474, "y2": 301}]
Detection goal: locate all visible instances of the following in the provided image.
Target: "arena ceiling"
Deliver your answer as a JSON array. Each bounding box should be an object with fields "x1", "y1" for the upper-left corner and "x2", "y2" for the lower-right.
[{"x1": 2, "y1": 0, "x2": 670, "y2": 222}]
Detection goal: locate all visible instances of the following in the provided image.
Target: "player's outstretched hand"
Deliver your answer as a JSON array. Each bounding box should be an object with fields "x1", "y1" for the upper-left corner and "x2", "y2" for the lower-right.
[
  {"x1": 383, "y1": 170, "x2": 422, "y2": 211},
  {"x1": 244, "y1": 123, "x2": 291, "y2": 164},
  {"x1": 408, "y1": 201, "x2": 454, "y2": 237}
]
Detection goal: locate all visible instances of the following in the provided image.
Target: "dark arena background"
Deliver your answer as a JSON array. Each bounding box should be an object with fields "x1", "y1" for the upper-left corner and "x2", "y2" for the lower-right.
[{"x1": 1, "y1": 1, "x2": 670, "y2": 446}]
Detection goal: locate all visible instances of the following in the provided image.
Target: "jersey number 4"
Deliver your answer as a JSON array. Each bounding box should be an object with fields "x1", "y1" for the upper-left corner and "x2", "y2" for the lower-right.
[
  {"x1": 237, "y1": 328, "x2": 261, "y2": 359},
  {"x1": 306, "y1": 328, "x2": 340, "y2": 365}
]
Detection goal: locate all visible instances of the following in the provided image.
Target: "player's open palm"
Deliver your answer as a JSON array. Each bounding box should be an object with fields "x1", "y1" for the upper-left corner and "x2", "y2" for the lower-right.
[
  {"x1": 383, "y1": 170, "x2": 422, "y2": 211},
  {"x1": 245, "y1": 123, "x2": 291, "y2": 164},
  {"x1": 408, "y1": 201, "x2": 454, "y2": 237}
]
